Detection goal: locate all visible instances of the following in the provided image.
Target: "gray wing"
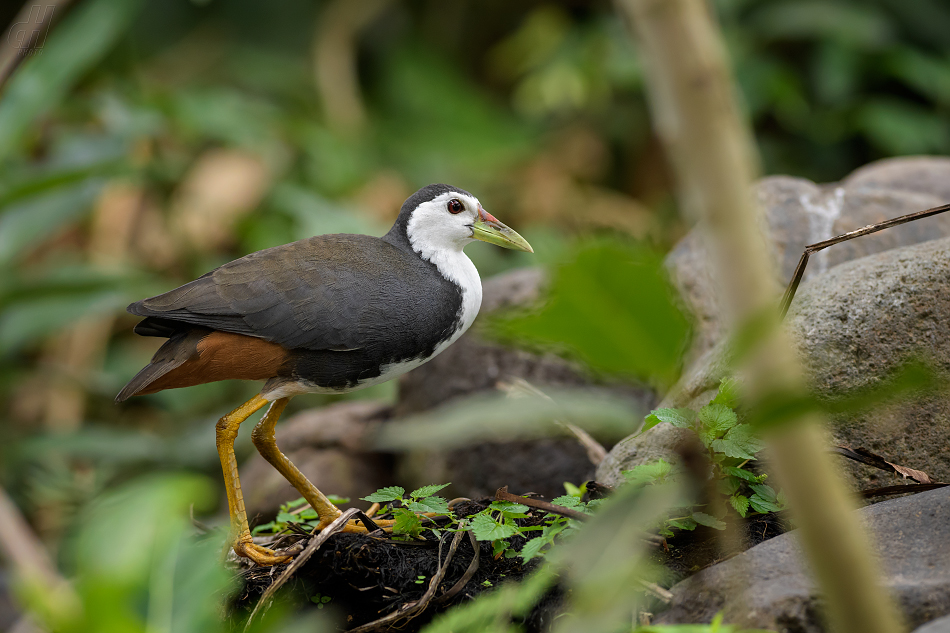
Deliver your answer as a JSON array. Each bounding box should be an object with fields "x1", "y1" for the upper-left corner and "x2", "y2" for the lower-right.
[{"x1": 128, "y1": 234, "x2": 433, "y2": 351}]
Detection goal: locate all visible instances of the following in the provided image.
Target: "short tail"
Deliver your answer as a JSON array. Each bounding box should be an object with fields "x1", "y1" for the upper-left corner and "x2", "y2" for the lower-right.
[{"x1": 115, "y1": 329, "x2": 205, "y2": 402}]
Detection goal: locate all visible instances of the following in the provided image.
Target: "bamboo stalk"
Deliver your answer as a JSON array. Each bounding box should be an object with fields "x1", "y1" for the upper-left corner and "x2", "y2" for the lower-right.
[{"x1": 614, "y1": 1, "x2": 905, "y2": 632}]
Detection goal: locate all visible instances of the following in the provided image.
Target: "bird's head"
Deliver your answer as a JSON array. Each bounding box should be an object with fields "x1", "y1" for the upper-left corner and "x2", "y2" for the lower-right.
[{"x1": 394, "y1": 184, "x2": 533, "y2": 256}]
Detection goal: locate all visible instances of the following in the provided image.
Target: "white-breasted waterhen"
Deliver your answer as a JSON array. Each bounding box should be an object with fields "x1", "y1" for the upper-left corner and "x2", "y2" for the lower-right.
[{"x1": 117, "y1": 184, "x2": 533, "y2": 565}]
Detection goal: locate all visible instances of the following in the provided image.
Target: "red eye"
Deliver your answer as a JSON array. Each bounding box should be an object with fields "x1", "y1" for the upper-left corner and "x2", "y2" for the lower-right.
[{"x1": 447, "y1": 199, "x2": 464, "y2": 214}]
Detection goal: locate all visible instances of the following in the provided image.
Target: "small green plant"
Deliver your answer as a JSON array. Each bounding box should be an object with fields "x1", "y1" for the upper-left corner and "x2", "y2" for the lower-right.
[
  {"x1": 414, "y1": 575, "x2": 427, "y2": 584},
  {"x1": 309, "y1": 593, "x2": 332, "y2": 609},
  {"x1": 251, "y1": 494, "x2": 351, "y2": 535},
  {"x1": 624, "y1": 378, "x2": 787, "y2": 536}
]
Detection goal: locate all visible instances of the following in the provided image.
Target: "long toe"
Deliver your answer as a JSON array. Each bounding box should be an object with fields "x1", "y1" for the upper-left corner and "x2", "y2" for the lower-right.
[{"x1": 234, "y1": 540, "x2": 293, "y2": 566}]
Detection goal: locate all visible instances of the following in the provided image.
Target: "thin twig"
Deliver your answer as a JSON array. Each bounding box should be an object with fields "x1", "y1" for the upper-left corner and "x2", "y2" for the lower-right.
[
  {"x1": 779, "y1": 202, "x2": 950, "y2": 317},
  {"x1": 860, "y1": 483, "x2": 947, "y2": 499},
  {"x1": 434, "y1": 531, "x2": 480, "y2": 605},
  {"x1": 244, "y1": 508, "x2": 359, "y2": 630},
  {"x1": 348, "y1": 527, "x2": 466, "y2": 633},
  {"x1": 494, "y1": 486, "x2": 588, "y2": 522}
]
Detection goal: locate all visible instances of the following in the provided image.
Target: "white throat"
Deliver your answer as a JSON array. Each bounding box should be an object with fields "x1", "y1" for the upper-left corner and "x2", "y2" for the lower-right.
[{"x1": 405, "y1": 213, "x2": 482, "y2": 354}]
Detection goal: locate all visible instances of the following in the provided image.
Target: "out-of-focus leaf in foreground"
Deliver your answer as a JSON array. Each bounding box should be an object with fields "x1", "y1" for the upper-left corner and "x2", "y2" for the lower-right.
[
  {"x1": 494, "y1": 240, "x2": 692, "y2": 386},
  {"x1": 373, "y1": 387, "x2": 644, "y2": 451},
  {"x1": 0, "y1": 0, "x2": 144, "y2": 160}
]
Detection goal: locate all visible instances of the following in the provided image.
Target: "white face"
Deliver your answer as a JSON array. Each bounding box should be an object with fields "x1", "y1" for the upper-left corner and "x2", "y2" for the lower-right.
[{"x1": 405, "y1": 191, "x2": 482, "y2": 255}]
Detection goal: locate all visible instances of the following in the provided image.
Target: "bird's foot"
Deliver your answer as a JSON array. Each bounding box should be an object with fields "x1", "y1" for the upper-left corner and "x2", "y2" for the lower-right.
[{"x1": 233, "y1": 538, "x2": 293, "y2": 566}]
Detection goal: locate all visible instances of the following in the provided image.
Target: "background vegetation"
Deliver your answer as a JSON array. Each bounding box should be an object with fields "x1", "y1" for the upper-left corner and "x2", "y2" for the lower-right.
[{"x1": 1, "y1": 0, "x2": 948, "y2": 630}]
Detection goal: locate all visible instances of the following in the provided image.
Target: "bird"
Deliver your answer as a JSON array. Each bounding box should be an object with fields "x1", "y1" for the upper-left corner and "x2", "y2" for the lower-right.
[{"x1": 116, "y1": 184, "x2": 532, "y2": 565}]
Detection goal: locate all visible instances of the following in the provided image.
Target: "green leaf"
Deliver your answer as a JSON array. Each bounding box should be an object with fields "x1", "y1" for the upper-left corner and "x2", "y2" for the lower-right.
[
  {"x1": 691, "y1": 512, "x2": 727, "y2": 530},
  {"x1": 730, "y1": 494, "x2": 750, "y2": 518},
  {"x1": 749, "y1": 494, "x2": 782, "y2": 514},
  {"x1": 327, "y1": 495, "x2": 350, "y2": 505},
  {"x1": 409, "y1": 483, "x2": 451, "y2": 499},
  {"x1": 750, "y1": 484, "x2": 777, "y2": 502},
  {"x1": 251, "y1": 521, "x2": 276, "y2": 535},
  {"x1": 667, "y1": 517, "x2": 697, "y2": 531},
  {"x1": 699, "y1": 404, "x2": 739, "y2": 440},
  {"x1": 551, "y1": 495, "x2": 581, "y2": 508},
  {"x1": 406, "y1": 496, "x2": 450, "y2": 515},
  {"x1": 275, "y1": 512, "x2": 296, "y2": 524},
  {"x1": 722, "y1": 466, "x2": 764, "y2": 482},
  {"x1": 718, "y1": 476, "x2": 741, "y2": 497},
  {"x1": 493, "y1": 241, "x2": 692, "y2": 385},
  {"x1": 710, "y1": 377, "x2": 741, "y2": 409},
  {"x1": 393, "y1": 508, "x2": 423, "y2": 537},
  {"x1": 284, "y1": 497, "x2": 308, "y2": 509},
  {"x1": 361, "y1": 486, "x2": 405, "y2": 503},
  {"x1": 471, "y1": 513, "x2": 520, "y2": 541},
  {"x1": 622, "y1": 459, "x2": 673, "y2": 486},
  {"x1": 520, "y1": 537, "x2": 549, "y2": 562},
  {"x1": 711, "y1": 425, "x2": 766, "y2": 460},
  {"x1": 649, "y1": 408, "x2": 696, "y2": 429},
  {"x1": 299, "y1": 508, "x2": 318, "y2": 520},
  {"x1": 0, "y1": 0, "x2": 145, "y2": 159},
  {"x1": 488, "y1": 501, "x2": 529, "y2": 515}
]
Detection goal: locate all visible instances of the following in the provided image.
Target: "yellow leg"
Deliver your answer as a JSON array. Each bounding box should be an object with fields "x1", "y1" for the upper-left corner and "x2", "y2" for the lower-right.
[
  {"x1": 251, "y1": 397, "x2": 394, "y2": 534},
  {"x1": 215, "y1": 395, "x2": 291, "y2": 566}
]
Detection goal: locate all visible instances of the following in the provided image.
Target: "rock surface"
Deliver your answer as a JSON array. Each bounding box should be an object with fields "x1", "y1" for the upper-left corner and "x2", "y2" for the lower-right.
[
  {"x1": 670, "y1": 156, "x2": 950, "y2": 362},
  {"x1": 653, "y1": 486, "x2": 950, "y2": 632},
  {"x1": 600, "y1": 156, "x2": 950, "y2": 490},
  {"x1": 914, "y1": 614, "x2": 950, "y2": 633}
]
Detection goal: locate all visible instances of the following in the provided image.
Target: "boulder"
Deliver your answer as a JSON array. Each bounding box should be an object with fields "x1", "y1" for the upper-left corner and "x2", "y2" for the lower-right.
[
  {"x1": 653, "y1": 486, "x2": 950, "y2": 632},
  {"x1": 600, "y1": 157, "x2": 950, "y2": 490},
  {"x1": 914, "y1": 614, "x2": 950, "y2": 633},
  {"x1": 670, "y1": 157, "x2": 950, "y2": 362},
  {"x1": 599, "y1": 236, "x2": 950, "y2": 489}
]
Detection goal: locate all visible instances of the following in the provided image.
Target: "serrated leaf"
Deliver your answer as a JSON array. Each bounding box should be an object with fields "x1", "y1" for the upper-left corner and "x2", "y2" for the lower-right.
[
  {"x1": 489, "y1": 501, "x2": 529, "y2": 515},
  {"x1": 711, "y1": 425, "x2": 766, "y2": 460},
  {"x1": 409, "y1": 483, "x2": 451, "y2": 499},
  {"x1": 406, "y1": 496, "x2": 450, "y2": 515},
  {"x1": 622, "y1": 458, "x2": 673, "y2": 486},
  {"x1": 667, "y1": 517, "x2": 697, "y2": 531},
  {"x1": 730, "y1": 494, "x2": 750, "y2": 518},
  {"x1": 650, "y1": 408, "x2": 696, "y2": 429},
  {"x1": 520, "y1": 537, "x2": 549, "y2": 562},
  {"x1": 551, "y1": 495, "x2": 581, "y2": 508},
  {"x1": 710, "y1": 377, "x2": 741, "y2": 408},
  {"x1": 691, "y1": 511, "x2": 727, "y2": 530},
  {"x1": 749, "y1": 494, "x2": 782, "y2": 514},
  {"x1": 699, "y1": 404, "x2": 738, "y2": 437},
  {"x1": 361, "y1": 486, "x2": 405, "y2": 503},
  {"x1": 641, "y1": 413, "x2": 662, "y2": 433},
  {"x1": 284, "y1": 497, "x2": 308, "y2": 508},
  {"x1": 750, "y1": 484, "x2": 777, "y2": 503},
  {"x1": 471, "y1": 513, "x2": 520, "y2": 541},
  {"x1": 299, "y1": 508, "x2": 318, "y2": 520},
  {"x1": 393, "y1": 508, "x2": 423, "y2": 537},
  {"x1": 276, "y1": 512, "x2": 296, "y2": 524},
  {"x1": 718, "y1": 476, "x2": 741, "y2": 496},
  {"x1": 776, "y1": 488, "x2": 789, "y2": 509},
  {"x1": 722, "y1": 466, "x2": 763, "y2": 482}
]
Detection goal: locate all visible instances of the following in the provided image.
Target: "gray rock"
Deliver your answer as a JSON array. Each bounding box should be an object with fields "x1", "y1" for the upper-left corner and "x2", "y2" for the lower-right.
[
  {"x1": 654, "y1": 486, "x2": 950, "y2": 632},
  {"x1": 669, "y1": 159, "x2": 950, "y2": 361},
  {"x1": 914, "y1": 614, "x2": 950, "y2": 633},
  {"x1": 599, "y1": 235, "x2": 950, "y2": 489},
  {"x1": 242, "y1": 400, "x2": 391, "y2": 517},
  {"x1": 843, "y1": 155, "x2": 950, "y2": 202},
  {"x1": 601, "y1": 158, "x2": 950, "y2": 489}
]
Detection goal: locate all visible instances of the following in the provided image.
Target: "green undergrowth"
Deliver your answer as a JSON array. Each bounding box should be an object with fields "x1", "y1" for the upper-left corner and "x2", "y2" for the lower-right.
[{"x1": 625, "y1": 377, "x2": 788, "y2": 536}]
